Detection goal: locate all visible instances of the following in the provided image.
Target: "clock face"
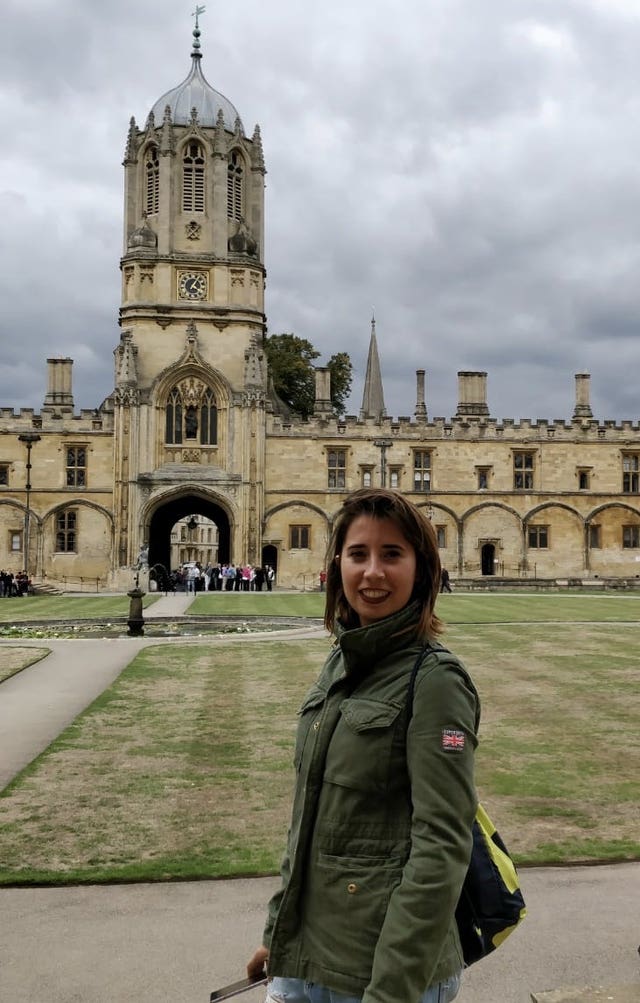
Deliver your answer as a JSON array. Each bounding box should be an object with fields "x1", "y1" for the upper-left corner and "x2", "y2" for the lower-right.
[{"x1": 178, "y1": 271, "x2": 208, "y2": 300}]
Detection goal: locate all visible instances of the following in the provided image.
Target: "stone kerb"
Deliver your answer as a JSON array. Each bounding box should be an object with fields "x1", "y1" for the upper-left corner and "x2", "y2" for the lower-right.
[{"x1": 531, "y1": 986, "x2": 640, "y2": 1002}]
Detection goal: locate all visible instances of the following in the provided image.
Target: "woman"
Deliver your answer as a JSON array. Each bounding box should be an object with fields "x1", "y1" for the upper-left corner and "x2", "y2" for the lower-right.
[{"x1": 247, "y1": 488, "x2": 480, "y2": 1003}]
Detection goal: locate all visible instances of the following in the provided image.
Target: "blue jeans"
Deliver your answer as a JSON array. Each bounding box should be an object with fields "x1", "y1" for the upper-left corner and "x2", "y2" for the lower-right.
[{"x1": 266, "y1": 972, "x2": 461, "y2": 1003}]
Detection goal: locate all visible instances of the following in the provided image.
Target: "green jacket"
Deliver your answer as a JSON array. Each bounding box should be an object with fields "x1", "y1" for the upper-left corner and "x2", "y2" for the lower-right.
[{"x1": 264, "y1": 603, "x2": 480, "y2": 1003}]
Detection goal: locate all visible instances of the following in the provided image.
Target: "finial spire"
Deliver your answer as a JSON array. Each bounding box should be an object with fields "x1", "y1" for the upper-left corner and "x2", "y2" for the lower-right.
[
  {"x1": 191, "y1": 5, "x2": 206, "y2": 56},
  {"x1": 360, "y1": 315, "x2": 387, "y2": 422}
]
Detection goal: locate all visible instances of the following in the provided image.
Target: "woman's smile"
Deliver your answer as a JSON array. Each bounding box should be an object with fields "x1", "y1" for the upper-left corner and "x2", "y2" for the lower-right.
[{"x1": 339, "y1": 514, "x2": 417, "y2": 626}]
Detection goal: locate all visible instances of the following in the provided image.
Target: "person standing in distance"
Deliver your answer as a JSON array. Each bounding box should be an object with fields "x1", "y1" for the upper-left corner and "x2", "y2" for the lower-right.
[{"x1": 247, "y1": 487, "x2": 479, "y2": 1003}]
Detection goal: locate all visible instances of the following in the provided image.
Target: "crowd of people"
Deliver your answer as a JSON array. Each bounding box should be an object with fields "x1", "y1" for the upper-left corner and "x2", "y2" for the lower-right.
[
  {"x1": 167, "y1": 562, "x2": 276, "y2": 594},
  {"x1": 0, "y1": 570, "x2": 32, "y2": 597}
]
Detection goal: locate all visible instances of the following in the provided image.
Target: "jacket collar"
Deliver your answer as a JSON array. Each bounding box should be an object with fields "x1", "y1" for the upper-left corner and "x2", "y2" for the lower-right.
[{"x1": 334, "y1": 601, "x2": 422, "y2": 675}]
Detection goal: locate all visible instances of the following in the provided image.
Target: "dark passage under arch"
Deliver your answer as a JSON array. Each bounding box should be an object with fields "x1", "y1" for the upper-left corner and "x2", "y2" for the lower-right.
[{"x1": 148, "y1": 495, "x2": 231, "y2": 572}]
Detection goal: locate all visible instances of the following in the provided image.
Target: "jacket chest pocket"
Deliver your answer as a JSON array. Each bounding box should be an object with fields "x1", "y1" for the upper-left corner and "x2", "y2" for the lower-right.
[
  {"x1": 324, "y1": 698, "x2": 403, "y2": 793},
  {"x1": 293, "y1": 685, "x2": 326, "y2": 769}
]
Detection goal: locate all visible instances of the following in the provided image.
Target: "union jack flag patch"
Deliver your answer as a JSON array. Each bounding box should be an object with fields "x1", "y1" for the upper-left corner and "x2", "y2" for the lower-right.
[{"x1": 442, "y1": 729, "x2": 465, "y2": 751}]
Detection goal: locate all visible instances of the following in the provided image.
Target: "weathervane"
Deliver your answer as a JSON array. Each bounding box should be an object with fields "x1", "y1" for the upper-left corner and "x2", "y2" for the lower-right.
[
  {"x1": 192, "y1": 4, "x2": 206, "y2": 28},
  {"x1": 191, "y1": 5, "x2": 206, "y2": 52}
]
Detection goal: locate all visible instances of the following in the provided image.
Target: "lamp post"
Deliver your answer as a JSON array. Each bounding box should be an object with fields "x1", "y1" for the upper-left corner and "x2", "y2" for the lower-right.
[{"x1": 18, "y1": 432, "x2": 41, "y2": 579}]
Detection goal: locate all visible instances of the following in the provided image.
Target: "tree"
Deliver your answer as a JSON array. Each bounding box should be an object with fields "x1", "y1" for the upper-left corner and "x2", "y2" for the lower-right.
[
  {"x1": 326, "y1": 351, "x2": 352, "y2": 417},
  {"x1": 265, "y1": 334, "x2": 352, "y2": 419}
]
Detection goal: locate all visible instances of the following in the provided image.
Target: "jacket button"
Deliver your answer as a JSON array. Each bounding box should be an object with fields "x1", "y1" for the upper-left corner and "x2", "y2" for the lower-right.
[
  {"x1": 347, "y1": 883, "x2": 357, "y2": 894},
  {"x1": 313, "y1": 720, "x2": 320, "y2": 731}
]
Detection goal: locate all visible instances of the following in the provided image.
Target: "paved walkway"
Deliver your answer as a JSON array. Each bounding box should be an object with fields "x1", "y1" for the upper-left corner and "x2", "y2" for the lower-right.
[{"x1": 1, "y1": 627, "x2": 639, "y2": 1002}]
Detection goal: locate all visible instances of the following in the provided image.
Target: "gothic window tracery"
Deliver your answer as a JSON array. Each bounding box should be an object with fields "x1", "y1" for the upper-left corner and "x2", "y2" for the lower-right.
[
  {"x1": 165, "y1": 381, "x2": 218, "y2": 446},
  {"x1": 227, "y1": 150, "x2": 244, "y2": 220},
  {"x1": 144, "y1": 145, "x2": 160, "y2": 215},
  {"x1": 183, "y1": 141, "x2": 205, "y2": 213}
]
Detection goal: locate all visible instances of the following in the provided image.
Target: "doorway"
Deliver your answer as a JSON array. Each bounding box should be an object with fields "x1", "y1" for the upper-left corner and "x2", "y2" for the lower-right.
[{"x1": 481, "y1": 543, "x2": 496, "y2": 576}]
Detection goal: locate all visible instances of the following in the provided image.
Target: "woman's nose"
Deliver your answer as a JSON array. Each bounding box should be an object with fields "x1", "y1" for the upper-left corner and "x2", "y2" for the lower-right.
[{"x1": 363, "y1": 556, "x2": 385, "y2": 578}]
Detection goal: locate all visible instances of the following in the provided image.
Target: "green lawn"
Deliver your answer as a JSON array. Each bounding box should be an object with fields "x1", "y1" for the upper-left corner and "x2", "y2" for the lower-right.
[
  {"x1": 0, "y1": 618, "x2": 638, "y2": 885},
  {"x1": 188, "y1": 590, "x2": 640, "y2": 623},
  {"x1": 0, "y1": 594, "x2": 159, "y2": 624}
]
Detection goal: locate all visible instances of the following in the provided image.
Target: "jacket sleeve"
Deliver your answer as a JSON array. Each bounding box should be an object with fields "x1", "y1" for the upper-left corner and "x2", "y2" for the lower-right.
[
  {"x1": 262, "y1": 835, "x2": 292, "y2": 949},
  {"x1": 363, "y1": 656, "x2": 479, "y2": 1003}
]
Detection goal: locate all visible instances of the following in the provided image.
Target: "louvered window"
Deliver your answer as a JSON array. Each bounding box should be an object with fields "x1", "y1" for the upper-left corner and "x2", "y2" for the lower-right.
[
  {"x1": 145, "y1": 145, "x2": 160, "y2": 215},
  {"x1": 183, "y1": 142, "x2": 205, "y2": 213},
  {"x1": 227, "y1": 151, "x2": 244, "y2": 220}
]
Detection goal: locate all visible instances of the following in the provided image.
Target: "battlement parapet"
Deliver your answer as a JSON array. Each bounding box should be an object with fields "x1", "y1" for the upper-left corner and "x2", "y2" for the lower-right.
[{"x1": 267, "y1": 409, "x2": 640, "y2": 442}]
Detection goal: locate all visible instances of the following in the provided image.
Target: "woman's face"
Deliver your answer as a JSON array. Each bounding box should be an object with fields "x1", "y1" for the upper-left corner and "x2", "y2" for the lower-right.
[{"x1": 338, "y1": 514, "x2": 417, "y2": 627}]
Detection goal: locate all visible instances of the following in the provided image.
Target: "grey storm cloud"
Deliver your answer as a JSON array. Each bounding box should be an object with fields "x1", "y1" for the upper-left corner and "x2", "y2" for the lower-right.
[{"x1": 2, "y1": 0, "x2": 640, "y2": 423}]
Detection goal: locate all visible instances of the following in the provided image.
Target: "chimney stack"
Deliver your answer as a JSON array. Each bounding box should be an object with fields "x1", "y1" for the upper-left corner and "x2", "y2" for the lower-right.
[
  {"x1": 314, "y1": 367, "x2": 332, "y2": 416},
  {"x1": 573, "y1": 372, "x2": 593, "y2": 419},
  {"x1": 44, "y1": 358, "x2": 74, "y2": 410},
  {"x1": 414, "y1": 370, "x2": 428, "y2": 423},
  {"x1": 456, "y1": 371, "x2": 489, "y2": 417}
]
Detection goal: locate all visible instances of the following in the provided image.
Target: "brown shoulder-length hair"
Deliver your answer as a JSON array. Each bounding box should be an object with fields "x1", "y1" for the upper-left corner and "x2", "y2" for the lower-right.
[{"x1": 324, "y1": 487, "x2": 443, "y2": 638}]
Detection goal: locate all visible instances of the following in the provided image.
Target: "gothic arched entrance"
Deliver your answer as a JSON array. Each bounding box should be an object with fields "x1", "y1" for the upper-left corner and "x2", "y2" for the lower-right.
[
  {"x1": 481, "y1": 543, "x2": 496, "y2": 576},
  {"x1": 262, "y1": 543, "x2": 278, "y2": 574},
  {"x1": 147, "y1": 494, "x2": 232, "y2": 573}
]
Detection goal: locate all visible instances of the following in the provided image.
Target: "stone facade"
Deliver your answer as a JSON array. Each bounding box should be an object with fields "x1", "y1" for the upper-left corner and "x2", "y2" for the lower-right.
[{"x1": 1, "y1": 25, "x2": 639, "y2": 590}]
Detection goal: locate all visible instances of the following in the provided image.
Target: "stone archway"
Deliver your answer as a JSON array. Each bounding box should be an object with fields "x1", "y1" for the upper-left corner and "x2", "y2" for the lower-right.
[{"x1": 147, "y1": 495, "x2": 232, "y2": 574}]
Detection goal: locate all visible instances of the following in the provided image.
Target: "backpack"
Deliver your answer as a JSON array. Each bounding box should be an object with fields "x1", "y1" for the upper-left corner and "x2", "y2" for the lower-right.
[{"x1": 406, "y1": 645, "x2": 526, "y2": 967}]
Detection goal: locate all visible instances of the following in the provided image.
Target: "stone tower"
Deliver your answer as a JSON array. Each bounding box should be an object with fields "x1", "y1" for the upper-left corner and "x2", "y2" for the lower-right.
[{"x1": 113, "y1": 12, "x2": 268, "y2": 581}]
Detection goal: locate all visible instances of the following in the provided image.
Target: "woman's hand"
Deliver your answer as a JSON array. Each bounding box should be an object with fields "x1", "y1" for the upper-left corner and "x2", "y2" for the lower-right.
[{"x1": 246, "y1": 945, "x2": 269, "y2": 979}]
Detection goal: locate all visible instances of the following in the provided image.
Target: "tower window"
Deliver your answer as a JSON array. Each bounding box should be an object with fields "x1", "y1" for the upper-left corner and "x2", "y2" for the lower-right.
[
  {"x1": 66, "y1": 447, "x2": 86, "y2": 487},
  {"x1": 183, "y1": 142, "x2": 205, "y2": 214},
  {"x1": 144, "y1": 145, "x2": 160, "y2": 216},
  {"x1": 623, "y1": 525, "x2": 640, "y2": 548},
  {"x1": 227, "y1": 151, "x2": 244, "y2": 220},
  {"x1": 0, "y1": 465, "x2": 8, "y2": 486},
  {"x1": 56, "y1": 510, "x2": 77, "y2": 553},
  {"x1": 589, "y1": 524, "x2": 601, "y2": 548}
]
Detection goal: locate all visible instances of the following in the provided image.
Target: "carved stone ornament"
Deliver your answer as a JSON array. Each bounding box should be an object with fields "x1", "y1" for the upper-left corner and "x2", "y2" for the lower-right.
[
  {"x1": 186, "y1": 220, "x2": 201, "y2": 240},
  {"x1": 176, "y1": 376, "x2": 208, "y2": 409},
  {"x1": 182, "y1": 449, "x2": 201, "y2": 463},
  {"x1": 243, "y1": 389, "x2": 266, "y2": 405},
  {"x1": 115, "y1": 386, "x2": 139, "y2": 407}
]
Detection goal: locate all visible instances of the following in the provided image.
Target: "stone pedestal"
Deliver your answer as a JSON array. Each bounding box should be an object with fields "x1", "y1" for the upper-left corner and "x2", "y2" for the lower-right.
[{"x1": 127, "y1": 586, "x2": 146, "y2": 636}]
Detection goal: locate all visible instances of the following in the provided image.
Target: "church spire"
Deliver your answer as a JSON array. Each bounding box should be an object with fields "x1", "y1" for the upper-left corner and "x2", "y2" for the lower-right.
[{"x1": 359, "y1": 314, "x2": 387, "y2": 421}]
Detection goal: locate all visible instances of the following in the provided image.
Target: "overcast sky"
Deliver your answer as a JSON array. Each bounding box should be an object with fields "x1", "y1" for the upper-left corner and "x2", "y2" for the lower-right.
[{"x1": 2, "y1": 0, "x2": 640, "y2": 423}]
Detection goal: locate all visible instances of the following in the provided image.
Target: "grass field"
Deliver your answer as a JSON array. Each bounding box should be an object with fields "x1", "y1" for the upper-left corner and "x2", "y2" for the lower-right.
[
  {"x1": 0, "y1": 594, "x2": 159, "y2": 624},
  {"x1": 0, "y1": 646, "x2": 49, "y2": 683},
  {"x1": 1, "y1": 591, "x2": 638, "y2": 626},
  {"x1": 0, "y1": 601, "x2": 638, "y2": 885},
  {"x1": 189, "y1": 591, "x2": 640, "y2": 623}
]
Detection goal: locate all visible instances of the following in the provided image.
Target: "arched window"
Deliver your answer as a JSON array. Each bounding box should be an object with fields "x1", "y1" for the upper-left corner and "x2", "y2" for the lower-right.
[
  {"x1": 144, "y1": 145, "x2": 160, "y2": 215},
  {"x1": 165, "y1": 384, "x2": 217, "y2": 446},
  {"x1": 166, "y1": 388, "x2": 183, "y2": 444},
  {"x1": 227, "y1": 151, "x2": 244, "y2": 220},
  {"x1": 200, "y1": 388, "x2": 218, "y2": 445},
  {"x1": 183, "y1": 141, "x2": 205, "y2": 213}
]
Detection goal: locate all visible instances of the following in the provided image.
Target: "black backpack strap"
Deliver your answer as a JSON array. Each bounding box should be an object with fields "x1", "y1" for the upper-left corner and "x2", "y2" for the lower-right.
[{"x1": 405, "y1": 641, "x2": 451, "y2": 723}]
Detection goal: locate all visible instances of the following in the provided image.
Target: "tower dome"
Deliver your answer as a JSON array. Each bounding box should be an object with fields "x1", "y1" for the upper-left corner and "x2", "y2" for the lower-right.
[{"x1": 149, "y1": 13, "x2": 243, "y2": 132}]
